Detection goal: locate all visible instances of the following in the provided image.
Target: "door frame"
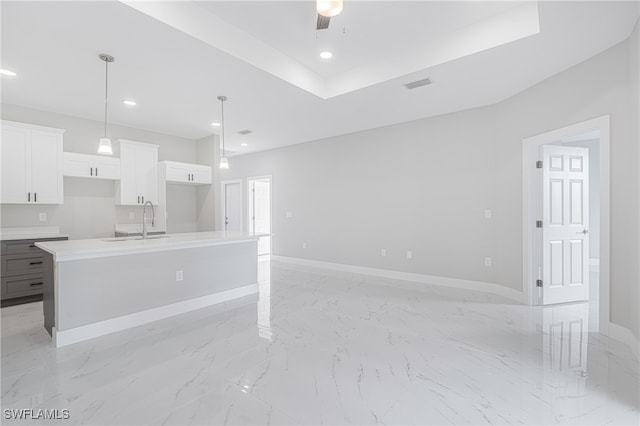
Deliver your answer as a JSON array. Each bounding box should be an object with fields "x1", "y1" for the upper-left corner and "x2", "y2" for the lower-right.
[
  {"x1": 522, "y1": 115, "x2": 610, "y2": 329},
  {"x1": 247, "y1": 175, "x2": 273, "y2": 254},
  {"x1": 220, "y1": 179, "x2": 243, "y2": 232}
]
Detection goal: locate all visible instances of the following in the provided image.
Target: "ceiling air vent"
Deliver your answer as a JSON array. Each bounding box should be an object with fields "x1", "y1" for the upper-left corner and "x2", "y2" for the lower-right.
[
  {"x1": 404, "y1": 78, "x2": 432, "y2": 90},
  {"x1": 238, "y1": 130, "x2": 252, "y2": 135}
]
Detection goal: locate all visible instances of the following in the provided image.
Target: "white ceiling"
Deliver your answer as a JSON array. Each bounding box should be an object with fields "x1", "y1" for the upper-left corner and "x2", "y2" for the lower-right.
[{"x1": 1, "y1": 1, "x2": 638, "y2": 156}]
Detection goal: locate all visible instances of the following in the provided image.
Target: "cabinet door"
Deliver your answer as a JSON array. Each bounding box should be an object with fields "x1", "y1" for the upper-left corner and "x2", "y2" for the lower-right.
[
  {"x1": 92, "y1": 157, "x2": 120, "y2": 180},
  {"x1": 30, "y1": 130, "x2": 63, "y2": 204},
  {"x1": 119, "y1": 143, "x2": 139, "y2": 204},
  {"x1": 165, "y1": 162, "x2": 191, "y2": 183},
  {"x1": 191, "y1": 165, "x2": 212, "y2": 184},
  {"x1": 0, "y1": 126, "x2": 30, "y2": 203},
  {"x1": 63, "y1": 152, "x2": 92, "y2": 178},
  {"x1": 136, "y1": 146, "x2": 157, "y2": 203}
]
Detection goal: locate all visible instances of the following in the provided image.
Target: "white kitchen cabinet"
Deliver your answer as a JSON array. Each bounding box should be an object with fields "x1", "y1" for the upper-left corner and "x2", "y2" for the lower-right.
[
  {"x1": 1, "y1": 121, "x2": 64, "y2": 204},
  {"x1": 64, "y1": 152, "x2": 120, "y2": 180},
  {"x1": 115, "y1": 139, "x2": 158, "y2": 205},
  {"x1": 160, "y1": 161, "x2": 212, "y2": 185}
]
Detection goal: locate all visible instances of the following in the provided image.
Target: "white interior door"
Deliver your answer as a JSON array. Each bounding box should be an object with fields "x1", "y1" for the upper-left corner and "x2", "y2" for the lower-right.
[
  {"x1": 542, "y1": 145, "x2": 589, "y2": 305},
  {"x1": 250, "y1": 179, "x2": 271, "y2": 255},
  {"x1": 224, "y1": 182, "x2": 242, "y2": 232}
]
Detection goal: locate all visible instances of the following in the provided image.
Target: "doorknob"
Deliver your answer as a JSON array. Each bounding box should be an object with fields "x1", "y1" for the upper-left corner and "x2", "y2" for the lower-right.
[{"x1": 577, "y1": 229, "x2": 589, "y2": 234}]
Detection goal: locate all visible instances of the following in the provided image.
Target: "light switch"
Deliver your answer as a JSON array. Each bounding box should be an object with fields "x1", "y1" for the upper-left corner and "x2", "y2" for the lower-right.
[
  {"x1": 39, "y1": 213, "x2": 47, "y2": 222},
  {"x1": 484, "y1": 209, "x2": 492, "y2": 219}
]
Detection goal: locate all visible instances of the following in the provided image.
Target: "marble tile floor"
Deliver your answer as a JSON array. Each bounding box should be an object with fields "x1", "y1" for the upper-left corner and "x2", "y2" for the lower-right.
[{"x1": 1, "y1": 259, "x2": 638, "y2": 425}]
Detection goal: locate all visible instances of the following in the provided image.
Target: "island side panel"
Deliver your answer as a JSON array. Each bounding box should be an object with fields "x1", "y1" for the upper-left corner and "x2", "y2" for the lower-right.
[
  {"x1": 43, "y1": 251, "x2": 55, "y2": 336},
  {"x1": 56, "y1": 240, "x2": 257, "y2": 331}
]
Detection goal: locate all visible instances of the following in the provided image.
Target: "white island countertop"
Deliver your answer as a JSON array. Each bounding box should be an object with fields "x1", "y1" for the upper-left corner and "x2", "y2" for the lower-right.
[{"x1": 36, "y1": 231, "x2": 265, "y2": 262}]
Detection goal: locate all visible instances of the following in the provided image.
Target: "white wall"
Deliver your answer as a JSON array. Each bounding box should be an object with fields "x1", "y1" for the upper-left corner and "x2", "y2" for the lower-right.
[
  {"x1": 222, "y1": 23, "x2": 639, "y2": 338},
  {"x1": 1, "y1": 104, "x2": 201, "y2": 238}
]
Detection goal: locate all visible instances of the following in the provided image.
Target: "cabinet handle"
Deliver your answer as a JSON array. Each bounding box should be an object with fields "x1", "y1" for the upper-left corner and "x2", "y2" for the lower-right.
[
  {"x1": 90, "y1": 167, "x2": 93, "y2": 176},
  {"x1": 34, "y1": 193, "x2": 37, "y2": 202},
  {"x1": 29, "y1": 261, "x2": 43, "y2": 265},
  {"x1": 142, "y1": 196, "x2": 144, "y2": 203},
  {"x1": 137, "y1": 196, "x2": 140, "y2": 204},
  {"x1": 28, "y1": 192, "x2": 30, "y2": 202},
  {"x1": 96, "y1": 168, "x2": 98, "y2": 176},
  {"x1": 30, "y1": 282, "x2": 43, "y2": 286}
]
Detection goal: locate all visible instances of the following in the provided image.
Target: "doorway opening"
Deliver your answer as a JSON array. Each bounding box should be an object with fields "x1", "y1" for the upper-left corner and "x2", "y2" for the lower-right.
[
  {"x1": 248, "y1": 176, "x2": 272, "y2": 256},
  {"x1": 523, "y1": 116, "x2": 610, "y2": 333},
  {"x1": 221, "y1": 179, "x2": 242, "y2": 232}
]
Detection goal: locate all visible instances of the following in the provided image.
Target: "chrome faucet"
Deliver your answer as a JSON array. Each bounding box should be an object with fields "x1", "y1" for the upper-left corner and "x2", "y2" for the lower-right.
[{"x1": 142, "y1": 201, "x2": 155, "y2": 239}]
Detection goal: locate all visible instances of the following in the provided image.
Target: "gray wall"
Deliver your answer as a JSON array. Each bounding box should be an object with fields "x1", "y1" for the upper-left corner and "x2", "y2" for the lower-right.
[
  {"x1": 0, "y1": 104, "x2": 202, "y2": 238},
  {"x1": 222, "y1": 23, "x2": 639, "y2": 338},
  {"x1": 630, "y1": 19, "x2": 640, "y2": 341}
]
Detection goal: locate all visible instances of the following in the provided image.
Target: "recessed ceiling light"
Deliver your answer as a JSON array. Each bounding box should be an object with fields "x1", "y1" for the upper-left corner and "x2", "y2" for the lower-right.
[
  {"x1": 241, "y1": 143, "x2": 248, "y2": 147},
  {"x1": 211, "y1": 122, "x2": 221, "y2": 127},
  {"x1": 0, "y1": 69, "x2": 17, "y2": 77},
  {"x1": 122, "y1": 99, "x2": 137, "y2": 106},
  {"x1": 320, "y1": 51, "x2": 333, "y2": 59}
]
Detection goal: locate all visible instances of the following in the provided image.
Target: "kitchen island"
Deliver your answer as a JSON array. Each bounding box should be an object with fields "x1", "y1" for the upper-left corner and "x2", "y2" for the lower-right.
[{"x1": 36, "y1": 231, "x2": 262, "y2": 347}]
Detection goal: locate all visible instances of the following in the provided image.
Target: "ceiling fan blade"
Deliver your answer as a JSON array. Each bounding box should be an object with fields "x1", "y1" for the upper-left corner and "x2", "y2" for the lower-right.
[{"x1": 316, "y1": 14, "x2": 330, "y2": 30}]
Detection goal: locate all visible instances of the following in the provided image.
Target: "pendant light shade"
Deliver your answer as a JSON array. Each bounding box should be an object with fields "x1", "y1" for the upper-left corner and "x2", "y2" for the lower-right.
[
  {"x1": 98, "y1": 138, "x2": 112, "y2": 154},
  {"x1": 98, "y1": 54, "x2": 114, "y2": 155},
  {"x1": 218, "y1": 95, "x2": 229, "y2": 170},
  {"x1": 317, "y1": 0, "x2": 343, "y2": 17},
  {"x1": 219, "y1": 156, "x2": 229, "y2": 169}
]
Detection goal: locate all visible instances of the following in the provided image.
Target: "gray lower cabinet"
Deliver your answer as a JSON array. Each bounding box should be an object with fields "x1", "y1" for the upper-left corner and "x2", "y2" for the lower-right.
[{"x1": 1, "y1": 237, "x2": 67, "y2": 304}]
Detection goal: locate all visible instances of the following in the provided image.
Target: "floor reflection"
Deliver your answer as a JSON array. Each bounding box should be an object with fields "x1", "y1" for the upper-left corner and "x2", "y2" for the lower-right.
[{"x1": 257, "y1": 255, "x2": 273, "y2": 341}]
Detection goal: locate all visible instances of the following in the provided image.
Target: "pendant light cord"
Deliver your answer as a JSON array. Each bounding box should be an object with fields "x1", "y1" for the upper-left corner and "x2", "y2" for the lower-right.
[
  {"x1": 220, "y1": 98, "x2": 225, "y2": 157},
  {"x1": 103, "y1": 58, "x2": 109, "y2": 138}
]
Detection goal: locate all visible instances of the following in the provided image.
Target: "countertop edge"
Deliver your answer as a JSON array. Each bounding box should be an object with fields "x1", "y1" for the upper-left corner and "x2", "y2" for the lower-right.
[{"x1": 36, "y1": 235, "x2": 261, "y2": 262}]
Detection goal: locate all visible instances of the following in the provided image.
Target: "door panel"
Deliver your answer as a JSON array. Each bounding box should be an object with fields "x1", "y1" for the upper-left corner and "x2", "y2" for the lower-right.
[
  {"x1": 136, "y1": 147, "x2": 157, "y2": 203},
  {"x1": 119, "y1": 144, "x2": 138, "y2": 204},
  {"x1": 251, "y1": 180, "x2": 271, "y2": 255},
  {"x1": 542, "y1": 145, "x2": 589, "y2": 304},
  {"x1": 0, "y1": 126, "x2": 29, "y2": 203},
  {"x1": 224, "y1": 182, "x2": 242, "y2": 232},
  {"x1": 30, "y1": 130, "x2": 62, "y2": 204}
]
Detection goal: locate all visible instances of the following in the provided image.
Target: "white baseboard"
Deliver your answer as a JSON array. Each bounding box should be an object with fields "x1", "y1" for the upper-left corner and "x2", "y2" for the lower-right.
[
  {"x1": 608, "y1": 322, "x2": 640, "y2": 360},
  {"x1": 272, "y1": 255, "x2": 524, "y2": 303},
  {"x1": 589, "y1": 258, "x2": 600, "y2": 272},
  {"x1": 53, "y1": 283, "x2": 259, "y2": 348}
]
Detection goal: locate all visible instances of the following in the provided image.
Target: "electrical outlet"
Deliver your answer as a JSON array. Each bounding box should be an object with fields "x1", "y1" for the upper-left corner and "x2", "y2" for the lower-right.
[
  {"x1": 176, "y1": 270, "x2": 184, "y2": 281},
  {"x1": 484, "y1": 257, "x2": 492, "y2": 267},
  {"x1": 381, "y1": 248, "x2": 387, "y2": 257},
  {"x1": 302, "y1": 242, "x2": 307, "y2": 249},
  {"x1": 286, "y1": 211, "x2": 293, "y2": 218},
  {"x1": 39, "y1": 213, "x2": 47, "y2": 222},
  {"x1": 484, "y1": 209, "x2": 492, "y2": 219},
  {"x1": 129, "y1": 212, "x2": 135, "y2": 220},
  {"x1": 406, "y1": 250, "x2": 413, "y2": 259}
]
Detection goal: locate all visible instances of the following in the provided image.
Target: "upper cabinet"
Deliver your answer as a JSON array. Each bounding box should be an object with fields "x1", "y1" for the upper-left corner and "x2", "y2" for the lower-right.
[
  {"x1": 160, "y1": 161, "x2": 212, "y2": 185},
  {"x1": 64, "y1": 152, "x2": 120, "y2": 180},
  {"x1": 1, "y1": 121, "x2": 64, "y2": 204},
  {"x1": 115, "y1": 139, "x2": 158, "y2": 205}
]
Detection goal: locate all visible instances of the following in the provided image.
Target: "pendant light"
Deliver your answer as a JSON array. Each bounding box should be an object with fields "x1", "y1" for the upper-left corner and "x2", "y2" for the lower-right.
[
  {"x1": 97, "y1": 54, "x2": 114, "y2": 155},
  {"x1": 218, "y1": 95, "x2": 229, "y2": 169},
  {"x1": 317, "y1": 0, "x2": 343, "y2": 17}
]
